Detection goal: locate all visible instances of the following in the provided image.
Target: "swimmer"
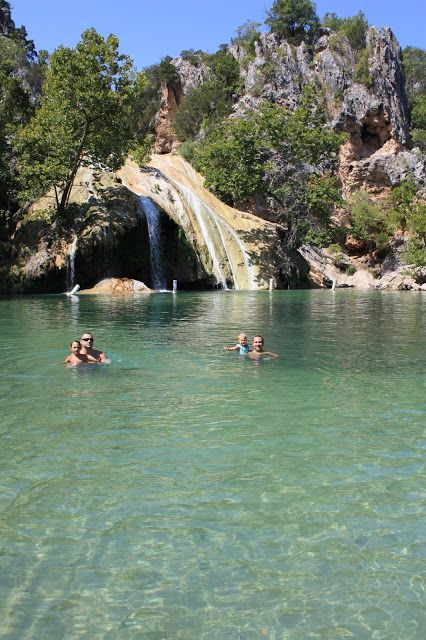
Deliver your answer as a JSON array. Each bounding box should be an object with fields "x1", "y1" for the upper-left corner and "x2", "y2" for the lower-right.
[
  {"x1": 248, "y1": 335, "x2": 278, "y2": 359},
  {"x1": 80, "y1": 332, "x2": 109, "y2": 363},
  {"x1": 64, "y1": 340, "x2": 89, "y2": 365},
  {"x1": 224, "y1": 333, "x2": 251, "y2": 354}
]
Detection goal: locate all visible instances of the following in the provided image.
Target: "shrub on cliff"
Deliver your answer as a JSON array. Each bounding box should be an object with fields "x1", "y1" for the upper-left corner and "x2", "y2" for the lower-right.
[
  {"x1": 265, "y1": 0, "x2": 319, "y2": 44},
  {"x1": 348, "y1": 192, "x2": 394, "y2": 259},
  {"x1": 323, "y1": 11, "x2": 369, "y2": 51},
  {"x1": 403, "y1": 46, "x2": 426, "y2": 150}
]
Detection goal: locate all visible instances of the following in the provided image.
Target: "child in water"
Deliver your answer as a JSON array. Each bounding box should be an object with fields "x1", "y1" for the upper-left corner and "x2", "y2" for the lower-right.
[
  {"x1": 224, "y1": 333, "x2": 251, "y2": 354},
  {"x1": 64, "y1": 340, "x2": 89, "y2": 365}
]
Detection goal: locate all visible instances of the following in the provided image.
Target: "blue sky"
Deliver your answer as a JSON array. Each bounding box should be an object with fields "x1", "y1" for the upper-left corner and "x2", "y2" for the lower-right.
[{"x1": 10, "y1": 0, "x2": 426, "y2": 70}]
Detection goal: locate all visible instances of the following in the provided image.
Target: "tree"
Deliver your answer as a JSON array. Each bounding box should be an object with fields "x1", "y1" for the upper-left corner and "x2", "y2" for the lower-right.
[
  {"x1": 323, "y1": 11, "x2": 368, "y2": 51},
  {"x1": 402, "y1": 47, "x2": 426, "y2": 150},
  {"x1": 172, "y1": 49, "x2": 240, "y2": 141},
  {"x1": 16, "y1": 28, "x2": 144, "y2": 217},
  {"x1": 196, "y1": 89, "x2": 344, "y2": 249},
  {"x1": 403, "y1": 47, "x2": 426, "y2": 98},
  {"x1": 265, "y1": 0, "x2": 319, "y2": 44},
  {"x1": 231, "y1": 20, "x2": 261, "y2": 57},
  {"x1": 348, "y1": 192, "x2": 394, "y2": 259}
]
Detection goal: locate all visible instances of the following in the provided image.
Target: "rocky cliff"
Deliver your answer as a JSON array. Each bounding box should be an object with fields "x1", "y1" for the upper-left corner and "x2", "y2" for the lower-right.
[{"x1": 3, "y1": 16, "x2": 426, "y2": 293}]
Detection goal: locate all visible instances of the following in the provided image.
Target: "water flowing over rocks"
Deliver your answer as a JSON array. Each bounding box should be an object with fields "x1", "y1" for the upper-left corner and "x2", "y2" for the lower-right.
[
  {"x1": 4, "y1": 155, "x2": 284, "y2": 293},
  {"x1": 119, "y1": 154, "x2": 284, "y2": 290}
]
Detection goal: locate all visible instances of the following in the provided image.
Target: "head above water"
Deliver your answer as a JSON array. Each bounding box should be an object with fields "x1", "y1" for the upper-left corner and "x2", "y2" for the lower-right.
[
  {"x1": 237, "y1": 333, "x2": 248, "y2": 344},
  {"x1": 252, "y1": 335, "x2": 264, "y2": 351},
  {"x1": 80, "y1": 332, "x2": 94, "y2": 345},
  {"x1": 70, "y1": 340, "x2": 81, "y2": 352}
]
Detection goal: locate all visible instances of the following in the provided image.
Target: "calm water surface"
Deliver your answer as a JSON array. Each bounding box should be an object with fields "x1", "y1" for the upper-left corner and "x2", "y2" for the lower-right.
[{"x1": 0, "y1": 290, "x2": 425, "y2": 639}]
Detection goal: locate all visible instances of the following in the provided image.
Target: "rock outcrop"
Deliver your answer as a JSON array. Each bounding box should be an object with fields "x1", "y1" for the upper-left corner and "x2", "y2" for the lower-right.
[
  {"x1": 79, "y1": 278, "x2": 152, "y2": 294},
  {"x1": 154, "y1": 81, "x2": 183, "y2": 154},
  {"x1": 119, "y1": 154, "x2": 284, "y2": 290}
]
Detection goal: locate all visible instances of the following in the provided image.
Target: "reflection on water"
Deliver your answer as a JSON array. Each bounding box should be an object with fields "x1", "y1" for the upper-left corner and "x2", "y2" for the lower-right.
[{"x1": 0, "y1": 291, "x2": 425, "y2": 639}]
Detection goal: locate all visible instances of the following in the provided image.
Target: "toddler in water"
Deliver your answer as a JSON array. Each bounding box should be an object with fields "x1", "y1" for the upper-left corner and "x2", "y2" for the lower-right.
[
  {"x1": 64, "y1": 340, "x2": 89, "y2": 365},
  {"x1": 224, "y1": 333, "x2": 251, "y2": 354}
]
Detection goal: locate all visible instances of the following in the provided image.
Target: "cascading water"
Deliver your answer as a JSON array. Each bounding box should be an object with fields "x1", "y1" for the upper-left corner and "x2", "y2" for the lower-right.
[
  {"x1": 178, "y1": 185, "x2": 229, "y2": 289},
  {"x1": 139, "y1": 196, "x2": 167, "y2": 290},
  {"x1": 177, "y1": 184, "x2": 256, "y2": 290},
  {"x1": 66, "y1": 236, "x2": 78, "y2": 291}
]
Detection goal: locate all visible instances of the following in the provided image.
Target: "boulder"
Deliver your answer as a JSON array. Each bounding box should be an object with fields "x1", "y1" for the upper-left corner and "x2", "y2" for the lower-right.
[{"x1": 79, "y1": 278, "x2": 152, "y2": 294}]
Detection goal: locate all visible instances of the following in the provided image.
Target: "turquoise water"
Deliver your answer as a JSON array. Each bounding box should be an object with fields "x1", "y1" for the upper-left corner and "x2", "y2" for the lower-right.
[{"x1": 0, "y1": 290, "x2": 425, "y2": 639}]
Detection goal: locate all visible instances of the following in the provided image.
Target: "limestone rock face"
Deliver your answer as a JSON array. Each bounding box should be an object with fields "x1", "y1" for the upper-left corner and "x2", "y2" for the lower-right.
[
  {"x1": 119, "y1": 154, "x2": 284, "y2": 290},
  {"x1": 9, "y1": 169, "x2": 141, "y2": 292},
  {"x1": 171, "y1": 57, "x2": 210, "y2": 94},
  {"x1": 154, "y1": 81, "x2": 183, "y2": 154}
]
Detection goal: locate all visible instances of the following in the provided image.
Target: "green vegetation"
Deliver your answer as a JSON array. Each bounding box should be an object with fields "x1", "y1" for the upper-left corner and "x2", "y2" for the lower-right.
[
  {"x1": 388, "y1": 178, "x2": 426, "y2": 266},
  {"x1": 323, "y1": 11, "x2": 368, "y2": 51},
  {"x1": 353, "y1": 47, "x2": 372, "y2": 86},
  {"x1": 348, "y1": 191, "x2": 394, "y2": 258},
  {"x1": 171, "y1": 49, "x2": 240, "y2": 141},
  {"x1": 190, "y1": 86, "x2": 344, "y2": 248},
  {"x1": 265, "y1": 0, "x2": 319, "y2": 44},
  {"x1": 134, "y1": 56, "x2": 179, "y2": 139},
  {"x1": 231, "y1": 20, "x2": 262, "y2": 64},
  {"x1": 403, "y1": 47, "x2": 426, "y2": 150},
  {"x1": 16, "y1": 28, "x2": 144, "y2": 218},
  {"x1": 0, "y1": 2, "x2": 45, "y2": 230}
]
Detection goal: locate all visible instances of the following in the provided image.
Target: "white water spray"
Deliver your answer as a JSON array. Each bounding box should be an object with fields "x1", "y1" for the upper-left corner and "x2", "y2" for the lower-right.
[
  {"x1": 67, "y1": 236, "x2": 78, "y2": 291},
  {"x1": 139, "y1": 196, "x2": 167, "y2": 290},
  {"x1": 178, "y1": 184, "x2": 256, "y2": 289}
]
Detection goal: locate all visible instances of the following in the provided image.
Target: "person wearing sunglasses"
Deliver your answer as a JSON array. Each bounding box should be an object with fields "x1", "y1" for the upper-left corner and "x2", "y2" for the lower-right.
[{"x1": 80, "y1": 332, "x2": 108, "y2": 363}]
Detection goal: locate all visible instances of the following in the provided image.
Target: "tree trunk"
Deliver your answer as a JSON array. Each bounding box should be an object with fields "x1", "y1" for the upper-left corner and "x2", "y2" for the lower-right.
[{"x1": 57, "y1": 123, "x2": 89, "y2": 217}]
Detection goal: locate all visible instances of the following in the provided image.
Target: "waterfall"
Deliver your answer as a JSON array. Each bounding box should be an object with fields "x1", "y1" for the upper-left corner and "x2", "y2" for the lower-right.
[
  {"x1": 139, "y1": 196, "x2": 167, "y2": 290},
  {"x1": 178, "y1": 185, "x2": 229, "y2": 289},
  {"x1": 177, "y1": 184, "x2": 256, "y2": 290},
  {"x1": 66, "y1": 236, "x2": 78, "y2": 291}
]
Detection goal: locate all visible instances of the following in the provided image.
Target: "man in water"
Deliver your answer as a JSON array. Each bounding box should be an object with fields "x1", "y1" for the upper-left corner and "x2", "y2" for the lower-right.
[
  {"x1": 80, "y1": 332, "x2": 108, "y2": 362},
  {"x1": 249, "y1": 335, "x2": 278, "y2": 359}
]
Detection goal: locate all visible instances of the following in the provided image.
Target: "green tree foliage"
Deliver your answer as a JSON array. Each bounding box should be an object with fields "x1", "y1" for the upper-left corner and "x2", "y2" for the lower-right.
[
  {"x1": 386, "y1": 178, "x2": 426, "y2": 266},
  {"x1": 194, "y1": 87, "x2": 344, "y2": 247},
  {"x1": 348, "y1": 192, "x2": 394, "y2": 258},
  {"x1": 387, "y1": 177, "x2": 418, "y2": 230},
  {"x1": 172, "y1": 49, "x2": 240, "y2": 141},
  {"x1": 231, "y1": 20, "x2": 261, "y2": 59},
  {"x1": 410, "y1": 94, "x2": 426, "y2": 150},
  {"x1": 16, "y1": 29, "x2": 144, "y2": 217},
  {"x1": 352, "y1": 47, "x2": 373, "y2": 87},
  {"x1": 265, "y1": 0, "x2": 319, "y2": 44},
  {"x1": 402, "y1": 47, "x2": 426, "y2": 150},
  {"x1": 403, "y1": 47, "x2": 426, "y2": 97},
  {"x1": 0, "y1": 6, "x2": 44, "y2": 229},
  {"x1": 323, "y1": 11, "x2": 369, "y2": 51}
]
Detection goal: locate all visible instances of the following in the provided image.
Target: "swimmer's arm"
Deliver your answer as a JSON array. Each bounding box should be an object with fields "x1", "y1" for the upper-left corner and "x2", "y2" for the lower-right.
[
  {"x1": 224, "y1": 345, "x2": 238, "y2": 351},
  {"x1": 99, "y1": 352, "x2": 108, "y2": 362}
]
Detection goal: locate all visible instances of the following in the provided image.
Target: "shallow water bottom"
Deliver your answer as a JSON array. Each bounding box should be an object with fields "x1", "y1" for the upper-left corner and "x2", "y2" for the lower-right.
[{"x1": 0, "y1": 290, "x2": 425, "y2": 639}]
